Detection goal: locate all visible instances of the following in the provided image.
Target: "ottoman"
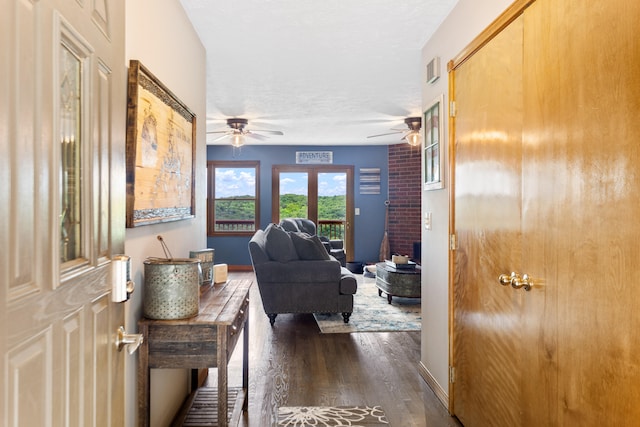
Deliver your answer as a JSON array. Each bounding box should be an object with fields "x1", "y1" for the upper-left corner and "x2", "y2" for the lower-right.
[{"x1": 375, "y1": 262, "x2": 421, "y2": 304}]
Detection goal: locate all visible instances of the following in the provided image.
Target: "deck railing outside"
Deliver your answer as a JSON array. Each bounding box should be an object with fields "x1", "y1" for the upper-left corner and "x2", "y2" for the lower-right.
[
  {"x1": 214, "y1": 219, "x2": 255, "y2": 232},
  {"x1": 317, "y1": 219, "x2": 345, "y2": 240},
  {"x1": 213, "y1": 219, "x2": 345, "y2": 239}
]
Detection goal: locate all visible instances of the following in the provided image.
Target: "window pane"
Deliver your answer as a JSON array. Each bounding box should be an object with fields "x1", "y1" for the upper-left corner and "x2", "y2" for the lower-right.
[
  {"x1": 213, "y1": 166, "x2": 257, "y2": 233},
  {"x1": 318, "y1": 172, "x2": 346, "y2": 239},
  {"x1": 60, "y1": 44, "x2": 82, "y2": 263},
  {"x1": 279, "y1": 172, "x2": 308, "y2": 219}
]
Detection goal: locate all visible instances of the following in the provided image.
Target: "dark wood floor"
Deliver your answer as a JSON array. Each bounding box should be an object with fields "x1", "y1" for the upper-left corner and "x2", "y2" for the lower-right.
[{"x1": 206, "y1": 272, "x2": 462, "y2": 427}]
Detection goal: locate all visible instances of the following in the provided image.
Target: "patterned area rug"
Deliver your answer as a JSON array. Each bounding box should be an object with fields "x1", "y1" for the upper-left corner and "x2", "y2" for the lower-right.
[
  {"x1": 313, "y1": 274, "x2": 421, "y2": 333},
  {"x1": 277, "y1": 405, "x2": 389, "y2": 426}
]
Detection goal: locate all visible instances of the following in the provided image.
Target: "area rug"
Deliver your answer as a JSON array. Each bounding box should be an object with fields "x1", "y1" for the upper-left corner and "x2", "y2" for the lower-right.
[
  {"x1": 277, "y1": 405, "x2": 389, "y2": 426},
  {"x1": 313, "y1": 275, "x2": 421, "y2": 333}
]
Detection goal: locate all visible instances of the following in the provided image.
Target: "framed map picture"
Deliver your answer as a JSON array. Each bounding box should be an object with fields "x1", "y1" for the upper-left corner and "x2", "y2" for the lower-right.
[
  {"x1": 125, "y1": 60, "x2": 196, "y2": 227},
  {"x1": 424, "y1": 94, "x2": 444, "y2": 191}
]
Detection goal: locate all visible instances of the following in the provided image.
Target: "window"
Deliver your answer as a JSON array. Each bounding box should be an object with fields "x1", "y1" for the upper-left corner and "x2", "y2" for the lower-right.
[{"x1": 207, "y1": 161, "x2": 260, "y2": 236}]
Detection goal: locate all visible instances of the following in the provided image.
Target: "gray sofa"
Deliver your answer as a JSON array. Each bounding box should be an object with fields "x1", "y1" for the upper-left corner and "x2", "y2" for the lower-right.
[{"x1": 248, "y1": 223, "x2": 357, "y2": 326}]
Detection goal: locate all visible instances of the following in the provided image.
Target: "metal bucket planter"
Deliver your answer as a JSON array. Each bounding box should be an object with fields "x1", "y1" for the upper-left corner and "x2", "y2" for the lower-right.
[{"x1": 143, "y1": 258, "x2": 201, "y2": 319}]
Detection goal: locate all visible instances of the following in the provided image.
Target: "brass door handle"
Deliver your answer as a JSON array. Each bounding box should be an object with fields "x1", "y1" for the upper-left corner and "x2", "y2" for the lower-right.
[
  {"x1": 498, "y1": 272, "x2": 515, "y2": 286},
  {"x1": 511, "y1": 273, "x2": 532, "y2": 291},
  {"x1": 498, "y1": 272, "x2": 533, "y2": 291}
]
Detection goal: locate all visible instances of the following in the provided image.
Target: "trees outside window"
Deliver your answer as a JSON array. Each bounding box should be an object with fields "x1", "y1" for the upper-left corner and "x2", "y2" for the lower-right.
[{"x1": 207, "y1": 161, "x2": 260, "y2": 236}]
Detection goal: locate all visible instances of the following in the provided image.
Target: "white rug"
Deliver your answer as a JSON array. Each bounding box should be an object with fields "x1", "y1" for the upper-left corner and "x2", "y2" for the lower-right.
[
  {"x1": 277, "y1": 405, "x2": 389, "y2": 426},
  {"x1": 313, "y1": 275, "x2": 421, "y2": 333}
]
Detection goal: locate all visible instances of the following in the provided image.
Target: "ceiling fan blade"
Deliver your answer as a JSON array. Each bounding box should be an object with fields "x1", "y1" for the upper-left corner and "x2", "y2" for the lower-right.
[
  {"x1": 249, "y1": 129, "x2": 284, "y2": 136},
  {"x1": 210, "y1": 133, "x2": 231, "y2": 142},
  {"x1": 245, "y1": 131, "x2": 269, "y2": 141},
  {"x1": 206, "y1": 130, "x2": 231, "y2": 134},
  {"x1": 367, "y1": 131, "x2": 403, "y2": 138}
]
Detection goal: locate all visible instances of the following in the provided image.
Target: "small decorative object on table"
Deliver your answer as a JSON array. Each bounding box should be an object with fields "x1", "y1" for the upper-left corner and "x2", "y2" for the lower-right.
[
  {"x1": 386, "y1": 254, "x2": 416, "y2": 270},
  {"x1": 214, "y1": 263, "x2": 228, "y2": 284},
  {"x1": 189, "y1": 248, "x2": 215, "y2": 286}
]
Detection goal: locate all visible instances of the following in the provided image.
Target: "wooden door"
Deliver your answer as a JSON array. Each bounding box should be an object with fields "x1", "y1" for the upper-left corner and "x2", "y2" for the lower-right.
[
  {"x1": 0, "y1": 0, "x2": 126, "y2": 426},
  {"x1": 523, "y1": 0, "x2": 640, "y2": 425},
  {"x1": 452, "y1": 0, "x2": 640, "y2": 426},
  {"x1": 451, "y1": 15, "x2": 526, "y2": 427}
]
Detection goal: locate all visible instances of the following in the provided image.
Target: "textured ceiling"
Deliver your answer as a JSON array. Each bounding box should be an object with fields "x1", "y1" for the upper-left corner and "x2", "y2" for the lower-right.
[{"x1": 179, "y1": 0, "x2": 458, "y2": 145}]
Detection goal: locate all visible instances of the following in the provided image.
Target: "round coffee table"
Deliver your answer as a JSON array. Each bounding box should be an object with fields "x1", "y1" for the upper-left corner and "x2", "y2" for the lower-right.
[{"x1": 374, "y1": 262, "x2": 421, "y2": 304}]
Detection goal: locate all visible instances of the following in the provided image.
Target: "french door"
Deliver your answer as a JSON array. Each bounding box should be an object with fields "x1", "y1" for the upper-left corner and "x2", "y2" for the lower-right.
[{"x1": 272, "y1": 165, "x2": 354, "y2": 261}]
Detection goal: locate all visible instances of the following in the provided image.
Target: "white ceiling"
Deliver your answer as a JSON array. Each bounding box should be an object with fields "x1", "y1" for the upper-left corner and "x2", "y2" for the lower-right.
[{"x1": 179, "y1": 0, "x2": 458, "y2": 146}]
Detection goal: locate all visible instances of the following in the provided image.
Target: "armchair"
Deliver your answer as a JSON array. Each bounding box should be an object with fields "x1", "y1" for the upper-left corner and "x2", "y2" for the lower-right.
[{"x1": 279, "y1": 218, "x2": 347, "y2": 266}]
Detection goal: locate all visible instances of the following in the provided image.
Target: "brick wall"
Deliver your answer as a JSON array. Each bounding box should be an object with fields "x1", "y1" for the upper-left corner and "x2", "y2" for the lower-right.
[{"x1": 388, "y1": 144, "x2": 422, "y2": 262}]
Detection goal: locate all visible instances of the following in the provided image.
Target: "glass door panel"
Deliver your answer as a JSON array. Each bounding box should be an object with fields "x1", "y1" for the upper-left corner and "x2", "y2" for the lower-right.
[
  {"x1": 279, "y1": 172, "x2": 308, "y2": 219},
  {"x1": 317, "y1": 172, "x2": 346, "y2": 240}
]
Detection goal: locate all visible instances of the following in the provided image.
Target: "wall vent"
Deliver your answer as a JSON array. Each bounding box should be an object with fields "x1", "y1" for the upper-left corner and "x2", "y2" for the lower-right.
[{"x1": 426, "y1": 56, "x2": 440, "y2": 84}]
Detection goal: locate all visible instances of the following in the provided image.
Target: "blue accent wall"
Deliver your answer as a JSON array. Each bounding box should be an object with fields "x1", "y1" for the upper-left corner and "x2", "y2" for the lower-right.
[{"x1": 206, "y1": 145, "x2": 389, "y2": 266}]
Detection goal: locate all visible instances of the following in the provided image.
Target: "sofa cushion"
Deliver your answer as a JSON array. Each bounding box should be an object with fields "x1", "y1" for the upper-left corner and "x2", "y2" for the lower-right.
[
  {"x1": 264, "y1": 223, "x2": 298, "y2": 263},
  {"x1": 290, "y1": 232, "x2": 330, "y2": 260},
  {"x1": 279, "y1": 218, "x2": 300, "y2": 233}
]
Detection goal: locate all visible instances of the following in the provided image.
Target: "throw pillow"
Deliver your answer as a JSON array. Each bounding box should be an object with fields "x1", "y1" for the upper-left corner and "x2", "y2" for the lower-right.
[
  {"x1": 290, "y1": 232, "x2": 330, "y2": 260},
  {"x1": 264, "y1": 224, "x2": 298, "y2": 263}
]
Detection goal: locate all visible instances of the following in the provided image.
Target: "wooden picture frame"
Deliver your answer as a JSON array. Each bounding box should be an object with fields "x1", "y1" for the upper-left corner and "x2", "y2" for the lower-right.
[
  {"x1": 125, "y1": 60, "x2": 196, "y2": 227},
  {"x1": 423, "y1": 94, "x2": 444, "y2": 191}
]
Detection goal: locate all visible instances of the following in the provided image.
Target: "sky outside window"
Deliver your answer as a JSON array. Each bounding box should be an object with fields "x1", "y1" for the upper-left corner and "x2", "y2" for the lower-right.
[
  {"x1": 215, "y1": 168, "x2": 256, "y2": 198},
  {"x1": 280, "y1": 172, "x2": 346, "y2": 196}
]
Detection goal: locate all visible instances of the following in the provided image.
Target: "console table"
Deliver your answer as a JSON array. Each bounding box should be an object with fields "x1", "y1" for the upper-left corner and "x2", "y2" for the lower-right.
[{"x1": 138, "y1": 279, "x2": 252, "y2": 427}]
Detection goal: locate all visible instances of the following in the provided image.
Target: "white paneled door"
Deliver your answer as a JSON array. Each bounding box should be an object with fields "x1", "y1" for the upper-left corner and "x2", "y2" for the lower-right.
[{"x1": 1, "y1": 0, "x2": 126, "y2": 426}]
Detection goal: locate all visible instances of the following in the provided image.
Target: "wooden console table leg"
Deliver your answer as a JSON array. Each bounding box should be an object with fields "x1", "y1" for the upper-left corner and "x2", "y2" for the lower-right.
[
  {"x1": 242, "y1": 313, "x2": 249, "y2": 410},
  {"x1": 218, "y1": 327, "x2": 229, "y2": 427},
  {"x1": 138, "y1": 323, "x2": 150, "y2": 427}
]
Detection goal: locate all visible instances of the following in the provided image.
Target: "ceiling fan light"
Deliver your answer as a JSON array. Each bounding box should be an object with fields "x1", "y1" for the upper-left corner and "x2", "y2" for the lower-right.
[
  {"x1": 231, "y1": 133, "x2": 245, "y2": 147},
  {"x1": 406, "y1": 131, "x2": 422, "y2": 146}
]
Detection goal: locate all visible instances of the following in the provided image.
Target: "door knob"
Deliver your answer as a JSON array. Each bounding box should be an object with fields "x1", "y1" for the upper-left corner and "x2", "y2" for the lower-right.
[
  {"x1": 498, "y1": 273, "x2": 515, "y2": 286},
  {"x1": 115, "y1": 326, "x2": 144, "y2": 354},
  {"x1": 498, "y1": 272, "x2": 532, "y2": 291},
  {"x1": 511, "y1": 273, "x2": 532, "y2": 291}
]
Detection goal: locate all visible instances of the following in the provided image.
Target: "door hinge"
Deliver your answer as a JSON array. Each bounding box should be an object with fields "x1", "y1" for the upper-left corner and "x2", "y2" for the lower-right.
[
  {"x1": 449, "y1": 366, "x2": 456, "y2": 384},
  {"x1": 450, "y1": 234, "x2": 457, "y2": 251},
  {"x1": 450, "y1": 101, "x2": 456, "y2": 117}
]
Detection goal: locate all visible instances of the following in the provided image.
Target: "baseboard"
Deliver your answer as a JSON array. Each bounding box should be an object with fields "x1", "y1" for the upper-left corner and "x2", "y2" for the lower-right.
[
  {"x1": 418, "y1": 361, "x2": 450, "y2": 412},
  {"x1": 228, "y1": 265, "x2": 253, "y2": 272}
]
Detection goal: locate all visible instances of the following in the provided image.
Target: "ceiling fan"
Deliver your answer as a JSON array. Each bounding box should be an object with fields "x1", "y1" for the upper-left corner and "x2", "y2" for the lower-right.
[
  {"x1": 367, "y1": 117, "x2": 422, "y2": 146},
  {"x1": 207, "y1": 118, "x2": 283, "y2": 147}
]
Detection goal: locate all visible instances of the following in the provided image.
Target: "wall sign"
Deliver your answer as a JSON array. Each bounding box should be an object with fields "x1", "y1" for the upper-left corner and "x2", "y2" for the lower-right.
[{"x1": 295, "y1": 151, "x2": 333, "y2": 164}]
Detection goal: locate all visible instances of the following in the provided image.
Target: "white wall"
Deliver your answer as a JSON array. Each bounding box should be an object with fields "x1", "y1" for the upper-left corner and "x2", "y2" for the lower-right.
[
  {"x1": 124, "y1": 2, "x2": 207, "y2": 426},
  {"x1": 420, "y1": 0, "x2": 514, "y2": 405}
]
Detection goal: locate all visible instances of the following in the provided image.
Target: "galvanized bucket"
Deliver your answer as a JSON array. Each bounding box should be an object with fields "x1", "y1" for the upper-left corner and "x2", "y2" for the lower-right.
[{"x1": 143, "y1": 258, "x2": 201, "y2": 319}]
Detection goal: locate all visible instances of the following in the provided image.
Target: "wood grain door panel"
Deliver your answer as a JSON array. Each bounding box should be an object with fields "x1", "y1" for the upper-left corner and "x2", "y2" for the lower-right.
[
  {"x1": 523, "y1": 0, "x2": 640, "y2": 425},
  {"x1": 452, "y1": 15, "x2": 525, "y2": 427}
]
